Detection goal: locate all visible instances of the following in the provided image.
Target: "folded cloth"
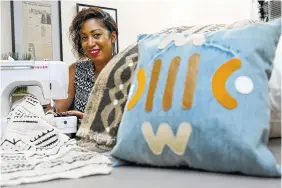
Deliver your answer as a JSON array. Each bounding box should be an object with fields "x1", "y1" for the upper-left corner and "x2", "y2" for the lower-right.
[
  {"x1": 76, "y1": 42, "x2": 139, "y2": 151},
  {"x1": 0, "y1": 95, "x2": 112, "y2": 186}
]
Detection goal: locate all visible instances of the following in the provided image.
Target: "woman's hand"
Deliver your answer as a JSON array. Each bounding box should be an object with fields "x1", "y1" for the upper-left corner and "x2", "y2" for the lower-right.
[{"x1": 62, "y1": 110, "x2": 84, "y2": 119}]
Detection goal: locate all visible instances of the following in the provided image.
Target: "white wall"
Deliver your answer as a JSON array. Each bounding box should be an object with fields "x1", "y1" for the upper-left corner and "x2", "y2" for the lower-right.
[
  {"x1": 1, "y1": 1, "x2": 12, "y2": 54},
  {"x1": 1, "y1": 0, "x2": 253, "y2": 64},
  {"x1": 62, "y1": 0, "x2": 253, "y2": 64}
]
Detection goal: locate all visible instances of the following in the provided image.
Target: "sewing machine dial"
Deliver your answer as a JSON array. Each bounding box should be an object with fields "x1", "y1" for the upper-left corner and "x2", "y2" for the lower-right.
[{"x1": 54, "y1": 116, "x2": 78, "y2": 134}]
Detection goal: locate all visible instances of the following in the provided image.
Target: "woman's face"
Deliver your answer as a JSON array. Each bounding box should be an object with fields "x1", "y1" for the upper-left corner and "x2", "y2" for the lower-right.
[{"x1": 80, "y1": 18, "x2": 116, "y2": 64}]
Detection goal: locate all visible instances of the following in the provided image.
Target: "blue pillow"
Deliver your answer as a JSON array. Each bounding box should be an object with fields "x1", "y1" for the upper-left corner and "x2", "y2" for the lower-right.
[{"x1": 111, "y1": 19, "x2": 282, "y2": 177}]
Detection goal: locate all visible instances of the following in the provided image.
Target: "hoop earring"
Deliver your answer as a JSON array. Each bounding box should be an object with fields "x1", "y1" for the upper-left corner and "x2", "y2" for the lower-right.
[{"x1": 80, "y1": 48, "x2": 85, "y2": 55}]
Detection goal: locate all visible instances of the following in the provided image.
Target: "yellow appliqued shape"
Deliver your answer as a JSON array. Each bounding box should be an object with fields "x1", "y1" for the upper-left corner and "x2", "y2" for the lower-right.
[
  {"x1": 162, "y1": 56, "x2": 181, "y2": 111},
  {"x1": 212, "y1": 58, "x2": 241, "y2": 109},
  {"x1": 127, "y1": 68, "x2": 146, "y2": 110},
  {"x1": 145, "y1": 59, "x2": 162, "y2": 112},
  {"x1": 182, "y1": 53, "x2": 200, "y2": 109}
]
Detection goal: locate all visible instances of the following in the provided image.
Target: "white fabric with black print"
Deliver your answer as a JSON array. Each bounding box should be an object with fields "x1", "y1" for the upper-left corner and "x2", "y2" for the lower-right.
[{"x1": 0, "y1": 95, "x2": 112, "y2": 186}]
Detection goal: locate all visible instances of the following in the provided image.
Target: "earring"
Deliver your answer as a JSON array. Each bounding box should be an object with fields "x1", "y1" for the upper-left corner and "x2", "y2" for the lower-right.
[{"x1": 112, "y1": 43, "x2": 116, "y2": 55}]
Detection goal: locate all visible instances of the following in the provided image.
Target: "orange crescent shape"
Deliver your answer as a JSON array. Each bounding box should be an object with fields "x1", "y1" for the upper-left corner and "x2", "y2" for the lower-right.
[
  {"x1": 212, "y1": 58, "x2": 241, "y2": 109},
  {"x1": 127, "y1": 68, "x2": 146, "y2": 110}
]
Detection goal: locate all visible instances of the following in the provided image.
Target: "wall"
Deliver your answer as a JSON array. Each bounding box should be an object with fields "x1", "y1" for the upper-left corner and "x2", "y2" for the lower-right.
[
  {"x1": 1, "y1": 0, "x2": 253, "y2": 64},
  {"x1": 1, "y1": 1, "x2": 12, "y2": 54},
  {"x1": 61, "y1": 0, "x2": 253, "y2": 64}
]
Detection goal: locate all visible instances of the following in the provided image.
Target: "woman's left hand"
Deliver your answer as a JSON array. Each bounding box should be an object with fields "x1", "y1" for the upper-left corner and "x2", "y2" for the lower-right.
[{"x1": 62, "y1": 110, "x2": 84, "y2": 119}]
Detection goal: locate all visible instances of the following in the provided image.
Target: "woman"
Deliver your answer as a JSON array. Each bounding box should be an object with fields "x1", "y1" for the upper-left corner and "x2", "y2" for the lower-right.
[{"x1": 54, "y1": 7, "x2": 118, "y2": 118}]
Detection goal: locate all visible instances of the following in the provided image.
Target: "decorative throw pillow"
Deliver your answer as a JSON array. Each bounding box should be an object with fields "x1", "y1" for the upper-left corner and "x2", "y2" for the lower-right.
[
  {"x1": 111, "y1": 19, "x2": 281, "y2": 176},
  {"x1": 76, "y1": 20, "x2": 262, "y2": 151},
  {"x1": 76, "y1": 42, "x2": 139, "y2": 150}
]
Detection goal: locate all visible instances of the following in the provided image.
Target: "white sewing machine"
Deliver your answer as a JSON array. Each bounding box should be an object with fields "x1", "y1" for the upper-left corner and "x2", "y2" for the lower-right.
[{"x1": 0, "y1": 60, "x2": 77, "y2": 136}]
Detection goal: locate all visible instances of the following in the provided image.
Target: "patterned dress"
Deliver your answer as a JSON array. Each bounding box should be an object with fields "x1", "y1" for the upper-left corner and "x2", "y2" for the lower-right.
[{"x1": 72, "y1": 60, "x2": 96, "y2": 113}]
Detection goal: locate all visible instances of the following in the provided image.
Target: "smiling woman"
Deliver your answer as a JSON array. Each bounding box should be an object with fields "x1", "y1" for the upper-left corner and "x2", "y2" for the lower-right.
[{"x1": 51, "y1": 7, "x2": 118, "y2": 119}]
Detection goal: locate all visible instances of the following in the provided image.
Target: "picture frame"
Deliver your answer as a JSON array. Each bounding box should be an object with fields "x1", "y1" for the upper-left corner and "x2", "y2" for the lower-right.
[
  {"x1": 10, "y1": 0, "x2": 63, "y2": 61},
  {"x1": 76, "y1": 3, "x2": 119, "y2": 54}
]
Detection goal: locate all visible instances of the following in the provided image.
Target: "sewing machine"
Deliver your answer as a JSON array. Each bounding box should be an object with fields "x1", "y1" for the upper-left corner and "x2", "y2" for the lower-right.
[{"x1": 0, "y1": 60, "x2": 77, "y2": 136}]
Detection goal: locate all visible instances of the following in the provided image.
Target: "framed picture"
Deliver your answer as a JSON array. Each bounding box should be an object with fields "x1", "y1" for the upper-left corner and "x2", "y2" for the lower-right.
[
  {"x1": 10, "y1": 0, "x2": 63, "y2": 61},
  {"x1": 76, "y1": 3, "x2": 119, "y2": 54}
]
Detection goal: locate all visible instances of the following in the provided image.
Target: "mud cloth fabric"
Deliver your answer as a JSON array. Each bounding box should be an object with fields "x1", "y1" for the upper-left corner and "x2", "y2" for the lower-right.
[
  {"x1": 0, "y1": 95, "x2": 112, "y2": 186},
  {"x1": 76, "y1": 42, "x2": 140, "y2": 150}
]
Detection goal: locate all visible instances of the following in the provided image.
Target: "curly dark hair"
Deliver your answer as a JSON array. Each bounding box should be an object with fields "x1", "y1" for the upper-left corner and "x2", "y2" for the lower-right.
[{"x1": 69, "y1": 7, "x2": 118, "y2": 58}]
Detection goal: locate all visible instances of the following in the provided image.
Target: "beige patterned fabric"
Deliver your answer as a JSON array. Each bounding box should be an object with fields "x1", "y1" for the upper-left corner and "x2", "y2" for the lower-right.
[{"x1": 76, "y1": 41, "x2": 139, "y2": 150}]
